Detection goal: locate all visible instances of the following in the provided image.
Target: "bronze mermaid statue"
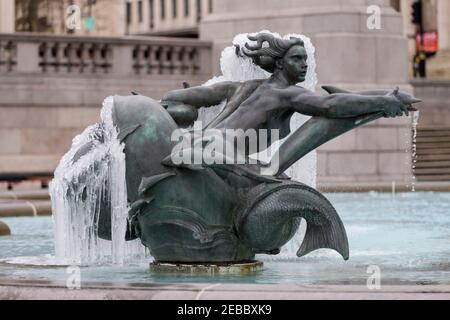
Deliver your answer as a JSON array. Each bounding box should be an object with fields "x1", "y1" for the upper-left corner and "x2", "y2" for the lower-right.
[{"x1": 70, "y1": 32, "x2": 420, "y2": 263}]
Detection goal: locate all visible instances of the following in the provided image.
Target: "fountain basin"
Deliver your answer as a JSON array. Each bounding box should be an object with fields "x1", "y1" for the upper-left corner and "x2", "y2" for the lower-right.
[{"x1": 0, "y1": 192, "x2": 449, "y2": 286}]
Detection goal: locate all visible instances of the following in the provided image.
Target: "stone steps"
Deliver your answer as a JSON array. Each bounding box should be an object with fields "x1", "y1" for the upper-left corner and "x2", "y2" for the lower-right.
[
  {"x1": 416, "y1": 142, "x2": 450, "y2": 149},
  {"x1": 417, "y1": 148, "x2": 450, "y2": 155},
  {"x1": 417, "y1": 154, "x2": 450, "y2": 161},
  {"x1": 415, "y1": 160, "x2": 450, "y2": 168},
  {"x1": 414, "y1": 174, "x2": 450, "y2": 182},
  {"x1": 415, "y1": 127, "x2": 450, "y2": 182}
]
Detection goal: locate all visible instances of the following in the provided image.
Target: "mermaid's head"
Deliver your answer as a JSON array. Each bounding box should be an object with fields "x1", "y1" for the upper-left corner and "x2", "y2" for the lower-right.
[{"x1": 241, "y1": 33, "x2": 308, "y2": 84}]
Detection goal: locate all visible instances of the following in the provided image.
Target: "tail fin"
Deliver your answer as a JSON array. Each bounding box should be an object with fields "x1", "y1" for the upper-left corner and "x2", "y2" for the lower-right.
[
  {"x1": 294, "y1": 186, "x2": 349, "y2": 260},
  {"x1": 296, "y1": 208, "x2": 349, "y2": 260},
  {"x1": 236, "y1": 182, "x2": 349, "y2": 260}
]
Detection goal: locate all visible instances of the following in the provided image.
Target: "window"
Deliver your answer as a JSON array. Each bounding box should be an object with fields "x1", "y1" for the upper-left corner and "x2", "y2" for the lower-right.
[
  {"x1": 126, "y1": 2, "x2": 132, "y2": 24},
  {"x1": 138, "y1": 0, "x2": 143, "y2": 22},
  {"x1": 149, "y1": 0, "x2": 154, "y2": 28},
  {"x1": 161, "y1": 0, "x2": 166, "y2": 19},
  {"x1": 196, "y1": 0, "x2": 201, "y2": 22},
  {"x1": 390, "y1": 0, "x2": 401, "y2": 12},
  {"x1": 172, "y1": 0, "x2": 177, "y2": 18},
  {"x1": 184, "y1": 0, "x2": 189, "y2": 17}
]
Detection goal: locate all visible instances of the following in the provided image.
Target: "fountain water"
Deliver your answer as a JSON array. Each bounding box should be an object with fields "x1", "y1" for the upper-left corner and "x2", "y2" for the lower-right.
[
  {"x1": 50, "y1": 97, "x2": 146, "y2": 265},
  {"x1": 411, "y1": 111, "x2": 420, "y2": 192}
]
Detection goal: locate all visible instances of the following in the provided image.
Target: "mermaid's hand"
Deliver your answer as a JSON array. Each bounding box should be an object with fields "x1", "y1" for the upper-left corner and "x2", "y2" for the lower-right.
[
  {"x1": 383, "y1": 88, "x2": 419, "y2": 118},
  {"x1": 387, "y1": 87, "x2": 422, "y2": 117},
  {"x1": 391, "y1": 88, "x2": 421, "y2": 112}
]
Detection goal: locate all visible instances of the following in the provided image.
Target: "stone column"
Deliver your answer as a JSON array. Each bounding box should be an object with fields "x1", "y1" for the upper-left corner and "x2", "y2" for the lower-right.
[
  {"x1": 112, "y1": 45, "x2": 135, "y2": 75},
  {"x1": 436, "y1": 0, "x2": 450, "y2": 51},
  {"x1": 200, "y1": 0, "x2": 414, "y2": 189},
  {"x1": 428, "y1": 0, "x2": 450, "y2": 78},
  {"x1": 16, "y1": 43, "x2": 41, "y2": 73},
  {"x1": 0, "y1": 0, "x2": 15, "y2": 33}
]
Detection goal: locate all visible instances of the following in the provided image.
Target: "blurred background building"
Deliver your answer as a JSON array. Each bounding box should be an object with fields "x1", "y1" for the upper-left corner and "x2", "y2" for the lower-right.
[{"x1": 0, "y1": 0, "x2": 449, "y2": 191}]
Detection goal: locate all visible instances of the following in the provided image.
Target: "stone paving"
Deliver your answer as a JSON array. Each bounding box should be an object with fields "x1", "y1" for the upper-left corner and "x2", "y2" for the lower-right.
[{"x1": 0, "y1": 279, "x2": 449, "y2": 300}]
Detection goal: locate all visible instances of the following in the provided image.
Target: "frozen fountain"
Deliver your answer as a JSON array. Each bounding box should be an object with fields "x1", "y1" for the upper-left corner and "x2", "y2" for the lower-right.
[
  {"x1": 11, "y1": 31, "x2": 420, "y2": 273},
  {"x1": 50, "y1": 97, "x2": 147, "y2": 266},
  {"x1": 49, "y1": 31, "x2": 322, "y2": 266},
  {"x1": 3, "y1": 29, "x2": 450, "y2": 297}
]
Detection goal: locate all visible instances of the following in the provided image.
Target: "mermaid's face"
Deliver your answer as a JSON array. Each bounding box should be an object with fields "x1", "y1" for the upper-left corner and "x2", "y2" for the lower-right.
[{"x1": 281, "y1": 45, "x2": 308, "y2": 84}]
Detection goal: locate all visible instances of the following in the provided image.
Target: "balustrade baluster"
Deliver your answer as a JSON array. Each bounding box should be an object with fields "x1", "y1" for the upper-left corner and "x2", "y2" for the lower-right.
[
  {"x1": 133, "y1": 45, "x2": 141, "y2": 75},
  {"x1": 78, "y1": 44, "x2": 86, "y2": 73},
  {"x1": 102, "y1": 44, "x2": 112, "y2": 73},
  {"x1": 89, "y1": 44, "x2": 98, "y2": 74},
  {"x1": 62, "y1": 43, "x2": 71, "y2": 73},
  {"x1": 172, "y1": 46, "x2": 182, "y2": 75},
  {"x1": 0, "y1": 41, "x2": 3, "y2": 72},
  {"x1": 160, "y1": 46, "x2": 172, "y2": 75},
  {"x1": 186, "y1": 47, "x2": 197, "y2": 75},
  {"x1": 0, "y1": 35, "x2": 211, "y2": 77},
  {"x1": 53, "y1": 42, "x2": 62, "y2": 73}
]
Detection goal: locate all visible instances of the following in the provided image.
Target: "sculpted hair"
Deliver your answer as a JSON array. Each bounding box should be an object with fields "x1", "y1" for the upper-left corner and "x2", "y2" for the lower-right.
[{"x1": 241, "y1": 33, "x2": 304, "y2": 73}]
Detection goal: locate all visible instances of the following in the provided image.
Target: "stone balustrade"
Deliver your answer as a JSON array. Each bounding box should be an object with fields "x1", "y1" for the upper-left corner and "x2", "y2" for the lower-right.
[
  {"x1": 0, "y1": 33, "x2": 212, "y2": 178},
  {"x1": 0, "y1": 38, "x2": 16, "y2": 72},
  {"x1": 0, "y1": 33, "x2": 211, "y2": 76}
]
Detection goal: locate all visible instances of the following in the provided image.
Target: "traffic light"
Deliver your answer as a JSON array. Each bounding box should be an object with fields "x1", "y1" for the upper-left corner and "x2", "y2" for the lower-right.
[{"x1": 411, "y1": 0, "x2": 422, "y2": 25}]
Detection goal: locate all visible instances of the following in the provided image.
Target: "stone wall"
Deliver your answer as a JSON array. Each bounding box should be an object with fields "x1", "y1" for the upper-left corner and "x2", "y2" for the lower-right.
[
  {"x1": 411, "y1": 80, "x2": 450, "y2": 127},
  {"x1": 0, "y1": 75, "x2": 209, "y2": 174},
  {"x1": 318, "y1": 116, "x2": 412, "y2": 187},
  {"x1": 0, "y1": 33, "x2": 212, "y2": 174}
]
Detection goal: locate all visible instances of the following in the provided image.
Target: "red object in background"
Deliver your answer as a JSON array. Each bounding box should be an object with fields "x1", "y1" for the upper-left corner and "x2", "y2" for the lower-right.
[{"x1": 416, "y1": 31, "x2": 439, "y2": 53}]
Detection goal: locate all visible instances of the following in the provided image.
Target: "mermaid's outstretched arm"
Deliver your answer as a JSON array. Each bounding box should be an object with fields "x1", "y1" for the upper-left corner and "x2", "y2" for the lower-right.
[
  {"x1": 262, "y1": 87, "x2": 421, "y2": 176},
  {"x1": 277, "y1": 87, "x2": 410, "y2": 118},
  {"x1": 161, "y1": 81, "x2": 239, "y2": 108},
  {"x1": 322, "y1": 85, "x2": 421, "y2": 110}
]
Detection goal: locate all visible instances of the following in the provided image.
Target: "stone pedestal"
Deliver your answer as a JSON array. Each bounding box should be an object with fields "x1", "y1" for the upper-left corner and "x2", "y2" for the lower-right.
[
  {"x1": 200, "y1": 0, "x2": 414, "y2": 188},
  {"x1": 150, "y1": 261, "x2": 263, "y2": 274},
  {"x1": 428, "y1": 51, "x2": 450, "y2": 79}
]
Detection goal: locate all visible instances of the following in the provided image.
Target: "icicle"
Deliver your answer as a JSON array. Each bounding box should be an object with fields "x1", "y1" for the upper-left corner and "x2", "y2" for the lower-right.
[
  {"x1": 411, "y1": 111, "x2": 420, "y2": 192},
  {"x1": 50, "y1": 97, "x2": 146, "y2": 266}
]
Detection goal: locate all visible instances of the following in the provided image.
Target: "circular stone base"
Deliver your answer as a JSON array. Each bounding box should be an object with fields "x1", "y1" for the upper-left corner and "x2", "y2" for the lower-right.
[
  {"x1": 0, "y1": 221, "x2": 10, "y2": 236},
  {"x1": 150, "y1": 261, "x2": 263, "y2": 274}
]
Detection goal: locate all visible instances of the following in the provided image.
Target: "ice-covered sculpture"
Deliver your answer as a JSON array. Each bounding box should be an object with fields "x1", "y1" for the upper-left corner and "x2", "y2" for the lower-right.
[{"x1": 50, "y1": 32, "x2": 420, "y2": 265}]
